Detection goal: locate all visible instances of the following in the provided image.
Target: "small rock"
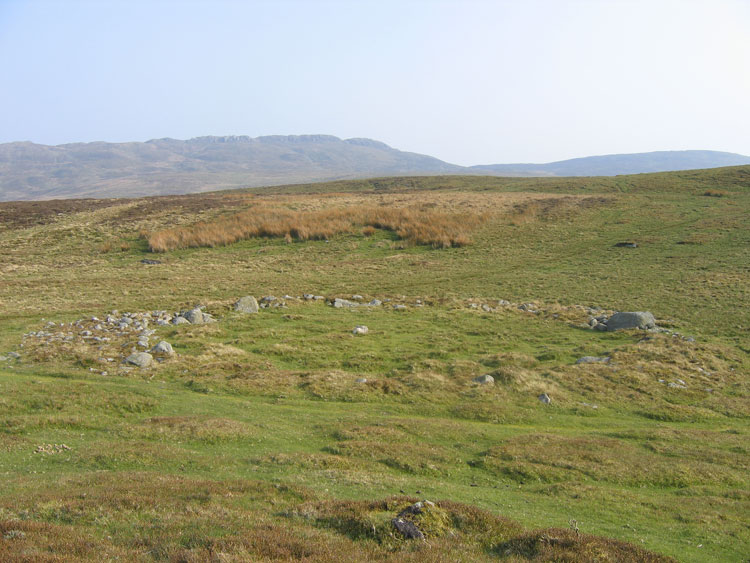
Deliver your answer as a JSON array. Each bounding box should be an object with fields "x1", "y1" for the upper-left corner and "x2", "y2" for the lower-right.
[
  {"x1": 124, "y1": 352, "x2": 153, "y2": 368},
  {"x1": 473, "y1": 374, "x2": 495, "y2": 385},
  {"x1": 173, "y1": 316, "x2": 190, "y2": 325},
  {"x1": 368, "y1": 299, "x2": 382, "y2": 306},
  {"x1": 7, "y1": 352, "x2": 20, "y2": 359},
  {"x1": 393, "y1": 304, "x2": 407, "y2": 311},
  {"x1": 303, "y1": 294, "x2": 314, "y2": 300},
  {"x1": 234, "y1": 296, "x2": 259, "y2": 314},
  {"x1": 538, "y1": 393, "x2": 551, "y2": 404},
  {"x1": 151, "y1": 341, "x2": 174, "y2": 357},
  {"x1": 614, "y1": 242, "x2": 638, "y2": 248},
  {"x1": 140, "y1": 259, "x2": 162, "y2": 264},
  {"x1": 333, "y1": 298, "x2": 359, "y2": 308},
  {"x1": 352, "y1": 325, "x2": 369, "y2": 335},
  {"x1": 352, "y1": 295, "x2": 364, "y2": 301},
  {"x1": 481, "y1": 304, "x2": 492, "y2": 312},
  {"x1": 575, "y1": 356, "x2": 611, "y2": 364},
  {"x1": 355, "y1": 377, "x2": 368, "y2": 384}
]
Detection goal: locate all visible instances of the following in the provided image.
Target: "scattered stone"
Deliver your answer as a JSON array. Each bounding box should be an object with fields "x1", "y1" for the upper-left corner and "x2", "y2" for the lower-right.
[
  {"x1": 352, "y1": 325, "x2": 369, "y2": 335},
  {"x1": 538, "y1": 393, "x2": 551, "y2": 404},
  {"x1": 34, "y1": 443, "x2": 71, "y2": 454},
  {"x1": 234, "y1": 296, "x2": 259, "y2": 314},
  {"x1": 368, "y1": 299, "x2": 382, "y2": 307},
  {"x1": 261, "y1": 296, "x2": 277, "y2": 303},
  {"x1": 606, "y1": 311, "x2": 656, "y2": 331},
  {"x1": 393, "y1": 304, "x2": 407, "y2": 311},
  {"x1": 473, "y1": 374, "x2": 495, "y2": 385},
  {"x1": 575, "y1": 356, "x2": 611, "y2": 364},
  {"x1": 352, "y1": 295, "x2": 364, "y2": 301},
  {"x1": 668, "y1": 381, "x2": 687, "y2": 389},
  {"x1": 355, "y1": 377, "x2": 368, "y2": 384},
  {"x1": 313, "y1": 295, "x2": 325, "y2": 301},
  {"x1": 151, "y1": 341, "x2": 174, "y2": 357},
  {"x1": 173, "y1": 316, "x2": 190, "y2": 325},
  {"x1": 0, "y1": 356, "x2": 7, "y2": 362},
  {"x1": 124, "y1": 352, "x2": 153, "y2": 368},
  {"x1": 332, "y1": 298, "x2": 359, "y2": 308},
  {"x1": 140, "y1": 259, "x2": 162, "y2": 264},
  {"x1": 391, "y1": 517, "x2": 424, "y2": 540},
  {"x1": 303, "y1": 294, "x2": 314, "y2": 300},
  {"x1": 481, "y1": 304, "x2": 493, "y2": 312},
  {"x1": 136, "y1": 338, "x2": 150, "y2": 349},
  {"x1": 7, "y1": 352, "x2": 20, "y2": 359},
  {"x1": 614, "y1": 242, "x2": 638, "y2": 248}
]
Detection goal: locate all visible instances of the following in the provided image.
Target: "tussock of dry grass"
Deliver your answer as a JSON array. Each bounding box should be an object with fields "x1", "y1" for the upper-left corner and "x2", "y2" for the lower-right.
[{"x1": 148, "y1": 204, "x2": 486, "y2": 251}]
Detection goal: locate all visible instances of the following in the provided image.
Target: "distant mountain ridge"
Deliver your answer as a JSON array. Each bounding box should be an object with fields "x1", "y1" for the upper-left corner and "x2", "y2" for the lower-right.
[
  {"x1": 470, "y1": 150, "x2": 750, "y2": 177},
  {"x1": 0, "y1": 135, "x2": 748, "y2": 201}
]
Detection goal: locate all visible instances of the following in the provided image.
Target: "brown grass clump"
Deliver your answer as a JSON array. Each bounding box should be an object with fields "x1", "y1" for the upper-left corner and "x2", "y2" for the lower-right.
[
  {"x1": 147, "y1": 204, "x2": 485, "y2": 251},
  {"x1": 703, "y1": 189, "x2": 728, "y2": 197},
  {"x1": 496, "y1": 527, "x2": 677, "y2": 562}
]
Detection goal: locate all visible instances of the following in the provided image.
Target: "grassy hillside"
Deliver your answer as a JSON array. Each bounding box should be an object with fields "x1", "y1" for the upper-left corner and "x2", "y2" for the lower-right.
[{"x1": 0, "y1": 168, "x2": 748, "y2": 561}]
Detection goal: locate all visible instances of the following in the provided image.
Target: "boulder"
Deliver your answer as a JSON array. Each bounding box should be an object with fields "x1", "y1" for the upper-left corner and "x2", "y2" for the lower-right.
[
  {"x1": 151, "y1": 341, "x2": 174, "y2": 357},
  {"x1": 538, "y1": 393, "x2": 551, "y2": 404},
  {"x1": 391, "y1": 518, "x2": 424, "y2": 540},
  {"x1": 352, "y1": 325, "x2": 369, "y2": 335},
  {"x1": 333, "y1": 298, "x2": 359, "y2": 308},
  {"x1": 183, "y1": 308, "x2": 205, "y2": 324},
  {"x1": 173, "y1": 316, "x2": 190, "y2": 325},
  {"x1": 124, "y1": 352, "x2": 153, "y2": 368},
  {"x1": 473, "y1": 374, "x2": 495, "y2": 385},
  {"x1": 606, "y1": 311, "x2": 656, "y2": 331},
  {"x1": 234, "y1": 296, "x2": 259, "y2": 314}
]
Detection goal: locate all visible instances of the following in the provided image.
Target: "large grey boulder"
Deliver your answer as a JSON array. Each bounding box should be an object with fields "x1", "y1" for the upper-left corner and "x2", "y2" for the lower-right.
[
  {"x1": 124, "y1": 352, "x2": 153, "y2": 368},
  {"x1": 606, "y1": 311, "x2": 656, "y2": 331},
  {"x1": 234, "y1": 296, "x2": 259, "y2": 314}
]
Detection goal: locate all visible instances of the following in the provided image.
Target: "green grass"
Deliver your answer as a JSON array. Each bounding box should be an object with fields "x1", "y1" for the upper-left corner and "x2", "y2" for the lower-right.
[{"x1": 0, "y1": 167, "x2": 748, "y2": 561}]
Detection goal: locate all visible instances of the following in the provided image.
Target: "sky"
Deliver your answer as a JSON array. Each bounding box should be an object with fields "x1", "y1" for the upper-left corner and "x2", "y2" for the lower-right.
[{"x1": 0, "y1": 0, "x2": 749, "y2": 165}]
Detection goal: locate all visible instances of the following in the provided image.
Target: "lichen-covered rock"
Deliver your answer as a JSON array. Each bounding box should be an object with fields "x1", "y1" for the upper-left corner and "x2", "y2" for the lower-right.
[
  {"x1": 183, "y1": 308, "x2": 205, "y2": 324},
  {"x1": 606, "y1": 311, "x2": 656, "y2": 331},
  {"x1": 473, "y1": 374, "x2": 495, "y2": 385},
  {"x1": 234, "y1": 296, "x2": 259, "y2": 314},
  {"x1": 124, "y1": 352, "x2": 153, "y2": 368},
  {"x1": 151, "y1": 341, "x2": 174, "y2": 357}
]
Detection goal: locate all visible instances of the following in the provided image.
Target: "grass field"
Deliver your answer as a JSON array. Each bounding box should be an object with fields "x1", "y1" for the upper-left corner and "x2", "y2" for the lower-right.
[{"x1": 0, "y1": 168, "x2": 748, "y2": 561}]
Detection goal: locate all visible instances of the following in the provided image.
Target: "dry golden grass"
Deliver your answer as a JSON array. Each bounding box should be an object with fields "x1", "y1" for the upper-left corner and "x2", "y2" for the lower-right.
[{"x1": 148, "y1": 203, "x2": 485, "y2": 251}]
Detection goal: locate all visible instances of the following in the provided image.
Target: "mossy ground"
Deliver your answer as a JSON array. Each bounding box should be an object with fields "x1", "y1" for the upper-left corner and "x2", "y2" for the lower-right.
[{"x1": 0, "y1": 169, "x2": 748, "y2": 561}]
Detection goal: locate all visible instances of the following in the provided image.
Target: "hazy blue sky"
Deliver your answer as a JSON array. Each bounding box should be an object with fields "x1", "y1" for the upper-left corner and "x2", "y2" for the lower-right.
[{"x1": 1, "y1": 0, "x2": 748, "y2": 165}]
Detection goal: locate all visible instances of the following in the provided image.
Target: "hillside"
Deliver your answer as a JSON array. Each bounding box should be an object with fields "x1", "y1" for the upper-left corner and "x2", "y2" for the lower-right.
[
  {"x1": 1, "y1": 135, "x2": 749, "y2": 201},
  {"x1": 0, "y1": 167, "x2": 748, "y2": 561}
]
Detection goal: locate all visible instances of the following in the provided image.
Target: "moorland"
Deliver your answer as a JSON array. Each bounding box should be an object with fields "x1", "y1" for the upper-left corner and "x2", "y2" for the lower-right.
[{"x1": 0, "y1": 167, "x2": 748, "y2": 561}]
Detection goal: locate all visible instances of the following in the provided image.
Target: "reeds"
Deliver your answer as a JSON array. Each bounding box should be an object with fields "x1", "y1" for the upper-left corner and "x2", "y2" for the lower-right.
[{"x1": 147, "y1": 204, "x2": 485, "y2": 252}]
